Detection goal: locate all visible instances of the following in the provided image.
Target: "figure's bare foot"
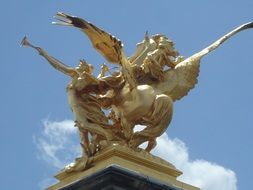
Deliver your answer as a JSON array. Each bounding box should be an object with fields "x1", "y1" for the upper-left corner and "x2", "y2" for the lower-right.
[{"x1": 64, "y1": 156, "x2": 89, "y2": 173}]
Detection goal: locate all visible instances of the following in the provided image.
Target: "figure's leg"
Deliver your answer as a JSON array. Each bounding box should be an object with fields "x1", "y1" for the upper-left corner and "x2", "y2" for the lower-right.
[
  {"x1": 89, "y1": 133, "x2": 99, "y2": 155},
  {"x1": 79, "y1": 129, "x2": 91, "y2": 157},
  {"x1": 75, "y1": 121, "x2": 91, "y2": 156},
  {"x1": 121, "y1": 115, "x2": 134, "y2": 140}
]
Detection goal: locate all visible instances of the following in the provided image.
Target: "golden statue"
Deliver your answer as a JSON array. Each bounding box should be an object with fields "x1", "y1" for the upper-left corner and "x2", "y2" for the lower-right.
[{"x1": 21, "y1": 12, "x2": 253, "y2": 173}]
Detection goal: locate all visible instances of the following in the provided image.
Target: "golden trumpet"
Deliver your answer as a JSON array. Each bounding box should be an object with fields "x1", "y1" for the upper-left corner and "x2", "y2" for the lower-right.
[{"x1": 20, "y1": 36, "x2": 40, "y2": 49}]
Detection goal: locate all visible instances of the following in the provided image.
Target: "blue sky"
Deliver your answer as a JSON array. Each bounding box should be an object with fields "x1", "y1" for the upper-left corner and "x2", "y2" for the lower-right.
[{"x1": 1, "y1": 1, "x2": 253, "y2": 189}]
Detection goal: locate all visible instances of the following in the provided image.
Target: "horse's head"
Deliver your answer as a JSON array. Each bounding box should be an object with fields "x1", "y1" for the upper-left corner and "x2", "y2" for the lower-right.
[
  {"x1": 152, "y1": 34, "x2": 179, "y2": 57},
  {"x1": 128, "y1": 33, "x2": 180, "y2": 65}
]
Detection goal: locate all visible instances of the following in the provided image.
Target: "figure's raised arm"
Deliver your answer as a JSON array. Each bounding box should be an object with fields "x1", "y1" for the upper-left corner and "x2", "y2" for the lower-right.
[{"x1": 21, "y1": 36, "x2": 76, "y2": 77}]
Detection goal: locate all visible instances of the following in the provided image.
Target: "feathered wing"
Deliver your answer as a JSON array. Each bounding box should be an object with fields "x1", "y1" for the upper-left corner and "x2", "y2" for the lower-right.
[
  {"x1": 157, "y1": 21, "x2": 253, "y2": 101},
  {"x1": 54, "y1": 12, "x2": 123, "y2": 64},
  {"x1": 171, "y1": 59, "x2": 200, "y2": 101},
  {"x1": 54, "y1": 12, "x2": 138, "y2": 89},
  {"x1": 154, "y1": 57, "x2": 200, "y2": 102}
]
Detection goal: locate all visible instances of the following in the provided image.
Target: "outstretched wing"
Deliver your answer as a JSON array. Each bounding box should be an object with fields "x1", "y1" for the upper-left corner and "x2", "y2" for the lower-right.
[
  {"x1": 54, "y1": 12, "x2": 138, "y2": 89},
  {"x1": 53, "y1": 12, "x2": 123, "y2": 64},
  {"x1": 156, "y1": 21, "x2": 253, "y2": 101}
]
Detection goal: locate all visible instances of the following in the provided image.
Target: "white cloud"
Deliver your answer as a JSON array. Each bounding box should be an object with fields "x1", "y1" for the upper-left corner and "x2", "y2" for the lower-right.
[
  {"x1": 152, "y1": 133, "x2": 237, "y2": 190},
  {"x1": 35, "y1": 122, "x2": 237, "y2": 190},
  {"x1": 34, "y1": 119, "x2": 80, "y2": 168}
]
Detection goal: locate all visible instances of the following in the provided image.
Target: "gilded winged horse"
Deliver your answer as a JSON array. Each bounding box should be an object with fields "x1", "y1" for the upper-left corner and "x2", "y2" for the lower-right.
[
  {"x1": 51, "y1": 13, "x2": 252, "y2": 151},
  {"x1": 22, "y1": 12, "x2": 253, "y2": 154}
]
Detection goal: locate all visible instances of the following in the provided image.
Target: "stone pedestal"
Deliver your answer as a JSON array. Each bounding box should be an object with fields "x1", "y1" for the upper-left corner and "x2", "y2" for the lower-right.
[{"x1": 47, "y1": 144, "x2": 199, "y2": 190}]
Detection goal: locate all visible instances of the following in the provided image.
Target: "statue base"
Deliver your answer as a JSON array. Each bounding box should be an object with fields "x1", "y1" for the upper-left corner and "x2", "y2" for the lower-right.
[{"x1": 47, "y1": 144, "x2": 199, "y2": 190}]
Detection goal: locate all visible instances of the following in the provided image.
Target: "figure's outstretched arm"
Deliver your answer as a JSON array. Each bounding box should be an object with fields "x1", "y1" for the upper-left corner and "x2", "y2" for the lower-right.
[{"x1": 21, "y1": 36, "x2": 76, "y2": 77}]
